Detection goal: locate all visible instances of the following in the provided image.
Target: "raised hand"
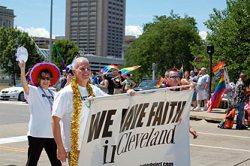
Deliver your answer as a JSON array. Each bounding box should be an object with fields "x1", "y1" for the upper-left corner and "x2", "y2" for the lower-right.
[{"x1": 18, "y1": 60, "x2": 26, "y2": 70}]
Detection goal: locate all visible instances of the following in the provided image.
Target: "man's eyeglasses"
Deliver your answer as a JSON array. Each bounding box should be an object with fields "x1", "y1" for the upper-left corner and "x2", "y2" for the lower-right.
[
  {"x1": 79, "y1": 67, "x2": 91, "y2": 72},
  {"x1": 41, "y1": 76, "x2": 52, "y2": 81},
  {"x1": 169, "y1": 76, "x2": 180, "y2": 80}
]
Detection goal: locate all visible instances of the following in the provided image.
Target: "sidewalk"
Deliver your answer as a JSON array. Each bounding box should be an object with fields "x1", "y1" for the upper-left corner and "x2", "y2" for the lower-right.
[{"x1": 190, "y1": 108, "x2": 226, "y2": 123}]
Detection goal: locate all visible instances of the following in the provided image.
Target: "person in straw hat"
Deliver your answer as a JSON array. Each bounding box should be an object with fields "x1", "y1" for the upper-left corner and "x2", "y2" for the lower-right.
[{"x1": 19, "y1": 60, "x2": 61, "y2": 166}]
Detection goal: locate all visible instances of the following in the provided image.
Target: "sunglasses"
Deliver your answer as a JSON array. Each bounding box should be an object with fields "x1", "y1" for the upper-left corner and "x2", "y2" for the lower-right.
[
  {"x1": 169, "y1": 76, "x2": 180, "y2": 80},
  {"x1": 40, "y1": 76, "x2": 52, "y2": 81}
]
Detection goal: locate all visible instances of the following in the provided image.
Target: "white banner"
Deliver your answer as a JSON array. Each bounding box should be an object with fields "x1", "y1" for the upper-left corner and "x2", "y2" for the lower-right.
[{"x1": 79, "y1": 88, "x2": 193, "y2": 166}]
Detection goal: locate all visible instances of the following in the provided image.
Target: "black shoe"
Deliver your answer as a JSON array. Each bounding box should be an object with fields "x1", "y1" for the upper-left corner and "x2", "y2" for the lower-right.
[
  {"x1": 236, "y1": 125, "x2": 248, "y2": 130},
  {"x1": 241, "y1": 125, "x2": 248, "y2": 129}
]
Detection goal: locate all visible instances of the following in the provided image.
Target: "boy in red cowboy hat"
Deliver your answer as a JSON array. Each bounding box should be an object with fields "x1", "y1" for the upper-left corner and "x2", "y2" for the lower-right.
[{"x1": 19, "y1": 61, "x2": 61, "y2": 166}]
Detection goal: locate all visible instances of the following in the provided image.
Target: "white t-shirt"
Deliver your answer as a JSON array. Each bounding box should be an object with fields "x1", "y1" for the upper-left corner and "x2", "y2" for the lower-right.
[
  {"x1": 52, "y1": 84, "x2": 107, "y2": 152},
  {"x1": 197, "y1": 74, "x2": 210, "y2": 91},
  {"x1": 25, "y1": 85, "x2": 56, "y2": 138}
]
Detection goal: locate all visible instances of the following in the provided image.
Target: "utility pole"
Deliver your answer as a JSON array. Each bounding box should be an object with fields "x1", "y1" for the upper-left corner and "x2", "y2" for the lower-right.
[
  {"x1": 49, "y1": 0, "x2": 53, "y2": 62},
  {"x1": 207, "y1": 45, "x2": 214, "y2": 99}
]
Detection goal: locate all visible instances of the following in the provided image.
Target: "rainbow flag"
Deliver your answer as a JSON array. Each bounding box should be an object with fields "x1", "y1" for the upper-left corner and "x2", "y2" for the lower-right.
[
  {"x1": 207, "y1": 73, "x2": 226, "y2": 112},
  {"x1": 100, "y1": 64, "x2": 120, "y2": 74},
  {"x1": 120, "y1": 65, "x2": 141, "y2": 75},
  {"x1": 213, "y1": 61, "x2": 225, "y2": 77},
  {"x1": 156, "y1": 76, "x2": 164, "y2": 88}
]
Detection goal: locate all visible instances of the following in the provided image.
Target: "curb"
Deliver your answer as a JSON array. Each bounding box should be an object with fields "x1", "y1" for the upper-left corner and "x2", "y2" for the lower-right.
[{"x1": 190, "y1": 115, "x2": 223, "y2": 123}]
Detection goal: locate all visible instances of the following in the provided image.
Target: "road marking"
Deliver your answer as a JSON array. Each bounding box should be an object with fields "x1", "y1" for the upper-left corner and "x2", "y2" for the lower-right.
[
  {"x1": 190, "y1": 144, "x2": 250, "y2": 153},
  {"x1": 0, "y1": 136, "x2": 27, "y2": 145},
  {"x1": 198, "y1": 132, "x2": 250, "y2": 139},
  {"x1": 0, "y1": 100, "x2": 27, "y2": 105},
  {"x1": 0, "y1": 145, "x2": 26, "y2": 153}
]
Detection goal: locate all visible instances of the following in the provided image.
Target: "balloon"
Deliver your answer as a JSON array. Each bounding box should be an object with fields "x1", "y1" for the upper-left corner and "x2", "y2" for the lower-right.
[{"x1": 15, "y1": 46, "x2": 28, "y2": 63}]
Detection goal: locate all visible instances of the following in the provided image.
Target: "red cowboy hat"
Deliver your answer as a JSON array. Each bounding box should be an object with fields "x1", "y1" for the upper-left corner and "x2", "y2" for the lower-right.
[{"x1": 29, "y1": 62, "x2": 60, "y2": 86}]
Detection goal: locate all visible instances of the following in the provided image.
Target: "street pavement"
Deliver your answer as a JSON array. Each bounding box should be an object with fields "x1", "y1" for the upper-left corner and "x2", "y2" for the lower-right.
[
  {"x1": 0, "y1": 100, "x2": 249, "y2": 166},
  {"x1": 190, "y1": 108, "x2": 226, "y2": 123}
]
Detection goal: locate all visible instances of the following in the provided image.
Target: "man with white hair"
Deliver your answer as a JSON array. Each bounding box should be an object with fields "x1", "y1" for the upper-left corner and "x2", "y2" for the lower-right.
[
  {"x1": 194, "y1": 67, "x2": 210, "y2": 111},
  {"x1": 52, "y1": 57, "x2": 108, "y2": 165},
  {"x1": 52, "y1": 57, "x2": 135, "y2": 165}
]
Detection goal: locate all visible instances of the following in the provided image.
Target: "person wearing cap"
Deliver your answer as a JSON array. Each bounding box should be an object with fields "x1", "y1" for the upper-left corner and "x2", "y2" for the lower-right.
[
  {"x1": 19, "y1": 61, "x2": 61, "y2": 166},
  {"x1": 194, "y1": 67, "x2": 210, "y2": 111},
  {"x1": 59, "y1": 69, "x2": 67, "y2": 89}
]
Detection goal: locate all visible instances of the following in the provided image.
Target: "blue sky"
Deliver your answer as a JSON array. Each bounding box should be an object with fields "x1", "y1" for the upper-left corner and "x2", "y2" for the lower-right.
[{"x1": 0, "y1": 0, "x2": 227, "y2": 39}]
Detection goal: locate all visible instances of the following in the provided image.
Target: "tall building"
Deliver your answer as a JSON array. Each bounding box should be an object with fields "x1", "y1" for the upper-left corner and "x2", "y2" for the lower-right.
[
  {"x1": 65, "y1": 0, "x2": 126, "y2": 58},
  {"x1": 122, "y1": 35, "x2": 136, "y2": 56},
  {"x1": 0, "y1": 6, "x2": 15, "y2": 28},
  {"x1": 0, "y1": 6, "x2": 15, "y2": 84}
]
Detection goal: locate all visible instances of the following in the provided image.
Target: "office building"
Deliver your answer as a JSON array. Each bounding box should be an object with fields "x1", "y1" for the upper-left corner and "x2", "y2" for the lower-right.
[
  {"x1": 33, "y1": 37, "x2": 56, "y2": 48},
  {"x1": 0, "y1": 6, "x2": 15, "y2": 28},
  {"x1": 65, "y1": 0, "x2": 126, "y2": 58},
  {"x1": 122, "y1": 35, "x2": 136, "y2": 56}
]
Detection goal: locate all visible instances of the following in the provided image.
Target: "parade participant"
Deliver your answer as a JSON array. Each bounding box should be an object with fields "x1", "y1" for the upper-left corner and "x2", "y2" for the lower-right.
[
  {"x1": 181, "y1": 70, "x2": 191, "y2": 90},
  {"x1": 189, "y1": 70, "x2": 198, "y2": 108},
  {"x1": 181, "y1": 70, "x2": 197, "y2": 109},
  {"x1": 52, "y1": 57, "x2": 107, "y2": 165},
  {"x1": 91, "y1": 71, "x2": 99, "y2": 85},
  {"x1": 52, "y1": 57, "x2": 135, "y2": 165},
  {"x1": 234, "y1": 73, "x2": 248, "y2": 129},
  {"x1": 189, "y1": 70, "x2": 197, "y2": 82},
  {"x1": 244, "y1": 79, "x2": 250, "y2": 127},
  {"x1": 59, "y1": 70, "x2": 67, "y2": 89},
  {"x1": 194, "y1": 67, "x2": 210, "y2": 111},
  {"x1": 112, "y1": 71, "x2": 124, "y2": 94},
  {"x1": 19, "y1": 61, "x2": 61, "y2": 166},
  {"x1": 164, "y1": 68, "x2": 198, "y2": 139},
  {"x1": 98, "y1": 74, "x2": 109, "y2": 93},
  {"x1": 121, "y1": 73, "x2": 136, "y2": 92},
  {"x1": 163, "y1": 68, "x2": 181, "y2": 90}
]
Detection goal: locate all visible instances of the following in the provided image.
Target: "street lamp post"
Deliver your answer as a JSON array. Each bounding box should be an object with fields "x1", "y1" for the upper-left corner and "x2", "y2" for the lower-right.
[
  {"x1": 49, "y1": 0, "x2": 53, "y2": 62},
  {"x1": 207, "y1": 45, "x2": 214, "y2": 99}
]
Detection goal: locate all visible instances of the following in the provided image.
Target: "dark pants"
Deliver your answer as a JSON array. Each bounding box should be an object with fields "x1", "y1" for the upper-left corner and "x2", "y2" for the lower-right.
[
  {"x1": 236, "y1": 102, "x2": 245, "y2": 129},
  {"x1": 26, "y1": 136, "x2": 61, "y2": 166}
]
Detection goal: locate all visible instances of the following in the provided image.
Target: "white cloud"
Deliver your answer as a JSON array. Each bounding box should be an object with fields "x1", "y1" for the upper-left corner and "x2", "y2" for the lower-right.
[
  {"x1": 125, "y1": 25, "x2": 143, "y2": 37},
  {"x1": 17, "y1": 26, "x2": 55, "y2": 39},
  {"x1": 16, "y1": 25, "x2": 207, "y2": 41},
  {"x1": 125, "y1": 26, "x2": 208, "y2": 41},
  {"x1": 199, "y1": 31, "x2": 207, "y2": 40}
]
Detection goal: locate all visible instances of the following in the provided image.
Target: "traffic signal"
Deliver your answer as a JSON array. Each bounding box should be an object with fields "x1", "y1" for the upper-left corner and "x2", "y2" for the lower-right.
[{"x1": 207, "y1": 45, "x2": 214, "y2": 55}]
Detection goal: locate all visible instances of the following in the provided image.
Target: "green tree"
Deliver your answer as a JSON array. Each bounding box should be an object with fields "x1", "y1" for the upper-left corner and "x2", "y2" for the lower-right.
[
  {"x1": 204, "y1": 0, "x2": 250, "y2": 80},
  {"x1": 124, "y1": 13, "x2": 202, "y2": 81},
  {"x1": 52, "y1": 39, "x2": 79, "y2": 71},
  {"x1": 0, "y1": 27, "x2": 43, "y2": 83}
]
